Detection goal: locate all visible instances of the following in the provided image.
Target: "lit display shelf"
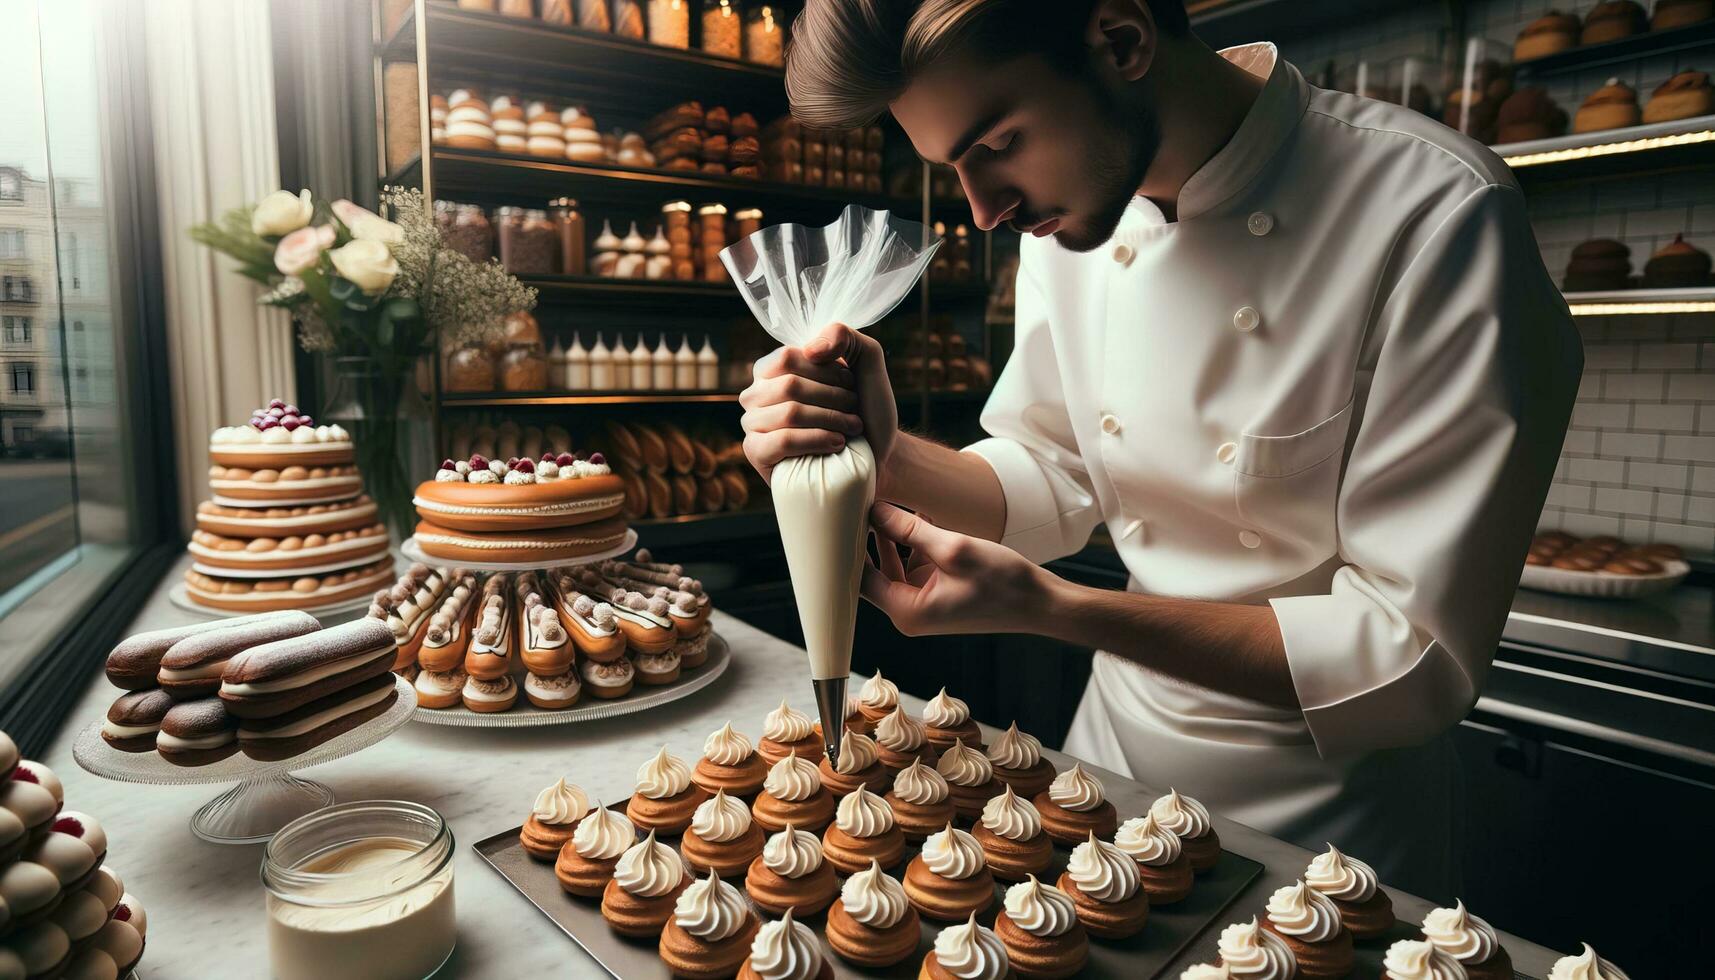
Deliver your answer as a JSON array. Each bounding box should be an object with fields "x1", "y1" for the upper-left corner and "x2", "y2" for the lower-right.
[
  {"x1": 1496, "y1": 115, "x2": 1715, "y2": 171},
  {"x1": 1562, "y1": 287, "x2": 1715, "y2": 317}
]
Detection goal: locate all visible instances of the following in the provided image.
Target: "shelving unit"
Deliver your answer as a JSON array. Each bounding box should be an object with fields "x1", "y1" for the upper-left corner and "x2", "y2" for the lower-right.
[
  {"x1": 1562, "y1": 287, "x2": 1715, "y2": 317},
  {"x1": 440, "y1": 391, "x2": 741, "y2": 407},
  {"x1": 1496, "y1": 115, "x2": 1715, "y2": 177},
  {"x1": 1512, "y1": 18, "x2": 1715, "y2": 79}
]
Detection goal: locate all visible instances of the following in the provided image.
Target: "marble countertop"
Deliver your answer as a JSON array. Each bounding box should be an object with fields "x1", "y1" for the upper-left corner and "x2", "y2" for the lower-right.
[{"x1": 38, "y1": 571, "x2": 1560, "y2": 979}]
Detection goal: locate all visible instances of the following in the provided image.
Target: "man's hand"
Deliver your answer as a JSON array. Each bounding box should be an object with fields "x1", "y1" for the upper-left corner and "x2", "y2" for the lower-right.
[
  {"x1": 862, "y1": 502, "x2": 1055, "y2": 636},
  {"x1": 739, "y1": 322, "x2": 898, "y2": 485}
]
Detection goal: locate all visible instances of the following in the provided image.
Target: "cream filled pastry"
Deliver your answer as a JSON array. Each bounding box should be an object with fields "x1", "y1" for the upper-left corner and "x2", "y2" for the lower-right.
[
  {"x1": 681, "y1": 788, "x2": 765, "y2": 878},
  {"x1": 753, "y1": 752, "x2": 835, "y2": 834},
  {"x1": 1182, "y1": 967, "x2": 1233, "y2": 980},
  {"x1": 986, "y1": 721, "x2": 1054, "y2": 799},
  {"x1": 855, "y1": 671, "x2": 899, "y2": 726},
  {"x1": 924, "y1": 912, "x2": 1012, "y2": 980},
  {"x1": 1219, "y1": 918, "x2": 1297, "y2": 980},
  {"x1": 1152, "y1": 788, "x2": 1221, "y2": 871},
  {"x1": 759, "y1": 700, "x2": 823, "y2": 767},
  {"x1": 626, "y1": 745, "x2": 708, "y2": 835},
  {"x1": 1384, "y1": 939, "x2": 1469, "y2": 980},
  {"x1": 974, "y1": 783, "x2": 1052, "y2": 882},
  {"x1": 904, "y1": 823, "x2": 994, "y2": 921},
  {"x1": 826, "y1": 859, "x2": 920, "y2": 968},
  {"x1": 602, "y1": 829, "x2": 688, "y2": 937},
  {"x1": 209, "y1": 404, "x2": 352, "y2": 467},
  {"x1": 821, "y1": 784, "x2": 904, "y2": 874},
  {"x1": 874, "y1": 706, "x2": 937, "y2": 770},
  {"x1": 1422, "y1": 901, "x2": 1510, "y2": 980},
  {"x1": 746, "y1": 824, "x2": 841, "y2": 917},
  {"x1": 996, "y1": 875, "x2": 1088, "y2": 979},
  {"x1": 885, "y1": 759, "x2": 957, "y2": 842},
  {"x1": 1262, "y1": 881, "x2": 1352, "y2": 979},
  {"x1": 922, "y1": 687, "x2": 983, "y2": 749},
  {"x1": 739, "y1": 908, "x2": 830, "y2": 980},
  {"x1": 1033, "y1": 763, "x2": 1116, "y2": 845},
  {"x1": 1057, "y1": 831, "x2": 1148, "y2": 938},
  {"x1": 1547, "y1": 944, "x2": 1628, "y2": 980},
  {"x1": 1116, "y1": 813, "x2": 1194, "y2": 904},
  {"x1": 549, "y1": 574, "x2": 624, "y2": 662},
  {"x1": 661, "y1": 871, "x2": 761, "y2": 980},
  {"x1": 937, "y1": 737, "x2": 1000, "y2": 821},
  {"x1": 556, "y1": 801, "x2": 634, "y2": 896},
  {"x1": 1304, "y1": 843, "x2": 1391, "y2": 937},
  {"x1": 519, "y1": 777, "x2": 591, "y2": 860},
  {"x1": 816, "y1": 730, "x2": 889, "y2": 796},
  {"x1": 693, "y1": 722, "x2": 769, "y2": 800}
]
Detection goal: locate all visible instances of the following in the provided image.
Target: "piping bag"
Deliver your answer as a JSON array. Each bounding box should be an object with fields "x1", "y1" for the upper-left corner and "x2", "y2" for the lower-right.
[{"x1": 721, "y1": 205, "x2": 940, "y2": 766}]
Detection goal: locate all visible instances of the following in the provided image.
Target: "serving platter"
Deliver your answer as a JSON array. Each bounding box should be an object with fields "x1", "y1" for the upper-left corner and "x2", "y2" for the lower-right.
[
  {"x1": 167, "y1": 581, "x2": 383, "y2": 621},
  {"x1": 1519, "y1": 558, "x2": 1690, "y2": 598}
]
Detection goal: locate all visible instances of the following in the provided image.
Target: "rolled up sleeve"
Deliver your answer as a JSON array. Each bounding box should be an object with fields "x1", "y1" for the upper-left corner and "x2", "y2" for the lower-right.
[
  {"x1": 963, "y1": 264, "x2": 1101, "y2": 563},
  {"x1": 1270, "y1": 184, "x2": 1582, "y2": 759}
]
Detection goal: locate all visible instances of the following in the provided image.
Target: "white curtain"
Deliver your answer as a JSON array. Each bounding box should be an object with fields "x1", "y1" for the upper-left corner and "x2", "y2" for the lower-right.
[{"x1": 141, "y1": 0, "x2": 295, "y2": 530}]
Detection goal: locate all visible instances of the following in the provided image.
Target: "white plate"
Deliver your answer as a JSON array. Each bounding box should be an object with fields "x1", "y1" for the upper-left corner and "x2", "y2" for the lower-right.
[
  {"x1": 167, "y1": 581, "x2": 386, "y2": 620},
  {"x1": 411, "y1": 632, "x2": 728, "y2": 728},
  {"x1": 210, "y1": 492, "x2": 364, "y2": 508},
  {"x1": 1519, "y1": 559, "x2": 1691, "y2": 598},
  {"x1": 399, "y1": 527, "x2": 638, "y2": 573},
  {"x1": 189, "y1": 549, "x2": 391, "y2": 579}
]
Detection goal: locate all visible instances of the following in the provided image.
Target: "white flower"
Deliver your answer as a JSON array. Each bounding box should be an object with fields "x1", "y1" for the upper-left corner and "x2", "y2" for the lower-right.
[
  {"x1": 329, "y1": 239, "x2": 399, "y2": 294},
  {"x1": 252, "y1": 189, "x2": 314, "y2": 237},
  {"x1": 332, "y1": 199, "x2": 405, "y2": 244},
  {"x1": 274, "y1": 224, "x2": 336, "y2": 275}
]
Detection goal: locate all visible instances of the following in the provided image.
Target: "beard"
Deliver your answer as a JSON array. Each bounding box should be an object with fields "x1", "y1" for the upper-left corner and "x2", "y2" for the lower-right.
[{"x1": 1011, "y1": 74, "x2": 1161, "y2": 254}]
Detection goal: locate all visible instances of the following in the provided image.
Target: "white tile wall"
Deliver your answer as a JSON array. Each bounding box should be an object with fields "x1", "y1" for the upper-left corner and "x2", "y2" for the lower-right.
[{"x1": 1277, "y1": 0, "x2": 1715, "y2": 554}]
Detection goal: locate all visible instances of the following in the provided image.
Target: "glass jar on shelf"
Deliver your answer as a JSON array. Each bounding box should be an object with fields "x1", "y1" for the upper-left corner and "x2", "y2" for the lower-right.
[
  {"x1": 498, "y1": 207, "x2": 557, "y2": 275},
  {"x1": 499, "y1": 343, "x2": 550, "y2": 392},
  {"x1": 733, "y1": 207, "x2": 762, "y2": 242},
  {"x1": 743, "y1": 4, "x2": 784, "y2": 67},
  {"x1": 702, "y1": 0, "x2": 741, "y2": 58},
  {"x1": 446, "y1": 204, "x2": 492, "y2": 264},
  {"x1": 444, "y1": 345, "x2": 496, "y2": 393},
  {"x1": 548, "y1": 198, "x2": 586, "y2": 276},
  {"x1": 649, "y1": 0, "x2": 691, "y2": 48}
]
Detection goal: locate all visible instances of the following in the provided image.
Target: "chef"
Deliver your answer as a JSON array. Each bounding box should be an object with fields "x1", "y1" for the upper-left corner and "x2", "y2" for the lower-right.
[{"x1": 741, "y1": 0, "x2": 1582, "y2": 893}]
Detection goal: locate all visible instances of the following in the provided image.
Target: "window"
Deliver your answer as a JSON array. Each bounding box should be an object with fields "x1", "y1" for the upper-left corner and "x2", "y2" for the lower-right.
[
  {"x1": 0, "y1": 230, "x2": 22, "y2": 259},
  {"x1": 10, "y1": 426, "x2": 31, "y2": 444},
  {"x1": 0, "y1": 172, "x2": 17, "y2": 201},
  {"x1": 1, "y1": 317, "x2": 28, "y2": 344},
  {"x1": 0, "y1": 277, "x2": 34, "y2": 303},
  {"x1": 8, "y1": 363, "x2": 34, "y2": 394}
]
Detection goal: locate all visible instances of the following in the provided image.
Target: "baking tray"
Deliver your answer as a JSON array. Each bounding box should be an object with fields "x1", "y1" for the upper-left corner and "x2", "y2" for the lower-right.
[{"x1": 474, "y1": 805, "x2": 1262, "y2": 979}]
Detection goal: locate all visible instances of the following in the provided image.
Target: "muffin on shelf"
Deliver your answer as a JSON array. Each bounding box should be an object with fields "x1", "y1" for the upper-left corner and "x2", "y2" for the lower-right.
[
  {"x1": 1495, "y1": 86, "x2": 1568, "y2": 143},
  {"x1": 1643, "y1": 234, "x2": 1712, "y2": 288},
  {"x1": 1563, "y1": 239, "x2": 1633, "y2": 292},
  {"x1": 1653, "y1": 0, "x2": 1715, "y2": 30},
  {"x1": 1513, "y1": 11, "x2": 1580, "y2": 61},
  {"x1": 1572, "y1": 78, "x2": 1639, "y2": 133},
  {"x1": 1643, "y1": 69, "x2": 1714, "y2": 124},
  {"x1": 1580, "y1": 0, "x2": 1647, "y2": 44}
]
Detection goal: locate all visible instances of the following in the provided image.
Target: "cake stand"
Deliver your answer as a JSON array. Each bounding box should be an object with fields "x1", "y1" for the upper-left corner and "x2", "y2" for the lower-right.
[
  {"x1": 72, "y1": 674, "x2": 416, "y2": 844},
  {"x1": 412, "y1": 631, "x2": 730, "y2": 728},
  {"x1": 166, "y1": 582, "x2": 382, "y2": 621},
  {"x1": 398, "y1": 527, "x2": 639, "y2": 572}
]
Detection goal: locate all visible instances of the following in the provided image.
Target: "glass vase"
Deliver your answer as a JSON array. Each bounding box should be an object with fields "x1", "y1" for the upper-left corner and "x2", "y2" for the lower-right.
[{"x1": 320, "y1": 355, "x2": 430, "y2": 541}]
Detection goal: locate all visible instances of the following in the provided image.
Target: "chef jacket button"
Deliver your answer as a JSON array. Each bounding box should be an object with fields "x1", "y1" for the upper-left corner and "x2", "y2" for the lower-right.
[
  {"x1": 1233, "y1": 306, "x2": 1261, "y2": 332},
  {"x1": 1121, "y1": 518, "x2": 1145, "y2": 541},
  {"x1": 1247, "y1": 212, "x2": 1274, "y2": 236},
  {"x1": 1100, "y1": 413, "x2": 1122, "y2": 435},
  {"x1": 1216, "y1": 442, "x2": 1237, "y2": 464},
  {"x1": 1239, "y1": 530, "x2": 1263, "y2": 549},
  {"x1": 1111, "y1": 243, "x2": 1134, "y2": 266}
]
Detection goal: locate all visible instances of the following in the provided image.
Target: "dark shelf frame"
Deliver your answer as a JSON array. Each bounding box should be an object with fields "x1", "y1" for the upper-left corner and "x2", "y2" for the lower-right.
[{"x1": 1514, "y1": 18, "x2": 1715, "y2": 79}]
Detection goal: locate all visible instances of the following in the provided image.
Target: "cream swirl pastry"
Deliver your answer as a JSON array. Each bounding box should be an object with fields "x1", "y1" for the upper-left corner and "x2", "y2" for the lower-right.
[
  {"x1": 636, "y1": 746, "x2": 693, "y2": 799},
  {"x1": 923, "y1": 687, "x2": 972, "y2": 728},
  {"x1": 1548, "y1": 944, "x2": 1629, "y2": 980},
  {"x1": 747, "y1": 909, "x2": 824, "y2": 980},
  {"x1": 533, "y1": 777, "x2": 590, "y2": 825},
  {"x1": 614, "y1": 829, "x2": 684, "y2": 897},
  {"x1": 1182, "y1": 967, "x2": 1232, "y2": 980},
  {"x1": 1305, "y1": 843, "x2": 1377, "y2": 902},
  {"x1": 1115, "y1": 813, "x2": 1182, "y2": 866},
  {"x1": 1422, "y1": 901, "x2": 1499, "y2": 965},
  {"x1": 981, "y1": 784, "x2": 1043, "y2": 841},
  {"x1": 858, "y1": 672, "x2": 899, "y2": 711},
  {"x1": 1218, "y1": 918, "x2": 1295, "y2": 980},
  {"x1": 922, "y1": 824, "x2": 988, "y2": 880},
  {"x1": 986, "y1": 721, "x2": 1042, "y2": 769},
  {"x1": 892, "y1": 760, "x2": 950, "y2": 806},
  {"x1": 1266, "y1": 880, "x2": 1343, "y2": 942},
  {"x1": 703, "y1": 722, "x2": 756, "y2": 766},
  {"x1": 1003, "y1": 876, "x2": 1078, "y2": 938},
  {"x1": 762, "y1": 825, "x2": 824, "y2": 879},
  {"x1": 1151, "y1": 788, "x2": 1212, "y2": 838},
  {"x1": 675, "y1": 871, "x2": 750, "y2": 942},
  {"x1": 1385, "y1": 939, "x2": 1469, "y2": 980},
  {"x1": 690, "y1": 789, "x2": 752, "y2": 843},
  {"x1": 874, "y1": 707, "x2": 927, "y2": 751},
  {"x1": 835, "y1": 785, "x2": 895, "y2": 838},
  {"x1": 937, "y1": 739, "x2": 993, "y2": 787},
  {"x1": 573, "y1": 801, "x2": 634, "y2": 861},
  {"x1": 1047, "y1": 764, "x2": 1105, "y2": 812},
  {"x1": 763, "y1": 700, "x2": 815, "y2": 743},
  {"x1": 763, "y1": 753, "x2": 822, "y2": 802},
  {"x1": 840, "y1": 860, "x2": 910, "y2": 929},
  {"x1": 832, "y1": 732, "x2": 880, "y2": 775},
  {"x1": 934, "y1": 913, "x2": 1011, "y2": 980},
  {"x1": 1067, "y1": 831, "x2": 1141, "y2": 903}
]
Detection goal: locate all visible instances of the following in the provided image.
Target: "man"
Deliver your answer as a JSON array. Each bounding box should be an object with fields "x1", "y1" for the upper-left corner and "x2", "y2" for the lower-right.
[{"x1": 741, "y1": 0, "x2": 1581, "y2": 894}]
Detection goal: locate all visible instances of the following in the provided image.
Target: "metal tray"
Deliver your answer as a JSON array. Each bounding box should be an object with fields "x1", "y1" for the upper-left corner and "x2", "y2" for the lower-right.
[{"x1": 473, "y1": 805, "x2": 1262, "y2": 979}]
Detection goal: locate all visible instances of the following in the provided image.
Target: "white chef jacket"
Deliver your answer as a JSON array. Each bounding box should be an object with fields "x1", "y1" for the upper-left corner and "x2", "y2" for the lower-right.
[{"x1": 964, "y1": 43, "x2": 1581, "y2": 895}]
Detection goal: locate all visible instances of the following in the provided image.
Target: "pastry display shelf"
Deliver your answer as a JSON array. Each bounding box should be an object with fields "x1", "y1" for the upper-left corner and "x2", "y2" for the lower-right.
[
  {"x1": 1187, "y1": 0, "x2": 1427, "y2": 49},
  {"x1": 1562, "y1": 286, "x2": 1715, "y2": 316},
  {"x1": 522, "y1": 274, "x2": 746, "y2": 307},
  {"x1": 1496, "y1": 114, "x2": 1715, "y2": 178},
  {"x1": 438, "y1": 390, "x2": 742, "y2": 407},
  {"x1": 71, "y1": 674, "x2": 416, "y2": 844},
  {"x1": 631, "y1": 508, "x2": 777, "y2": 550},
  {"x1": 1513, "y1": 18, "x2": 1715, "y2": 79}
]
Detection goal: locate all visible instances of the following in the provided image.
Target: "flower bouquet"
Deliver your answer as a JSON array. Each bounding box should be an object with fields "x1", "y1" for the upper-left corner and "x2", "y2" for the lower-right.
[{"x1": 190, "y1": 186, "x2": 535, "y2": 535}]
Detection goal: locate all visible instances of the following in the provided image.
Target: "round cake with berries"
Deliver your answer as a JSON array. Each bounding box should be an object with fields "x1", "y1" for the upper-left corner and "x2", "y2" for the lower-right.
[
  {"x1": 411, "y1": 453, "x2": 627, "y2": 533},
  {"x1": 208, "y1": 398, "x2": 353, "y2": 468}
]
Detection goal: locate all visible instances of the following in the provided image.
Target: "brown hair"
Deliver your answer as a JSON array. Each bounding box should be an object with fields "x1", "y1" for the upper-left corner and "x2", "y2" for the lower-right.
[{"x1": 786, "y1": 0, "x2": 1190, "y2": 128}]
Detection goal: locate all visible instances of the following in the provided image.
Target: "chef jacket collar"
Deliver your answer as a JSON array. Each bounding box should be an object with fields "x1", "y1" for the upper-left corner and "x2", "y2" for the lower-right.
[{"x1": 1118, "y1": 42, "x2": 1308, "y2": 232}]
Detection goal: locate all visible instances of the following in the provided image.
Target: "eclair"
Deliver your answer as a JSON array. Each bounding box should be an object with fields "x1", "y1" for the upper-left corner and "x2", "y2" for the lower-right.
[
  {"x1": 516, "y1": 578, "x2": 574, "y2": 676},
  {"x1": 237, "y1": 672, "x2": 400, "y2": 761},
  {"x1": 550, "y1": 572, "x2": 625, "y2": 661},
  {"x1": 569, "y1": 568, "x2": 674, "y2": 653},
  {"x1": 105, "y1": 611, "x2": 318, "y2": 691},
  {"x1": 218, "y1": 617, "x2": 397, "y2": 719},
  {"x1": 157, "y1": 698, "x2": 239, "y2": 766},
  {"x1": 365, "y1": 564, "x2": 448, "y2": 670},
  {"x1": 101, "y1": 690, "x2": 175, "y2": 753},
  {"x1": 601, "y1": 558, "x2": 710, "y2": 635},
  {"x1": 463, "y1": 576, "x2": 515, "y2": 680},
  {"x1": 415, "y1": 572, "x2": 479, "y2": 672},
  {"x1": 158, "y1": 612, "x2": 324, "y2": 699}
]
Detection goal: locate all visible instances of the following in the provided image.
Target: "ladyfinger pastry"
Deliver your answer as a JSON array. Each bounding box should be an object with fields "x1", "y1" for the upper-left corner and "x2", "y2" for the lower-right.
[
  {"x1": 464, "y1": 576, "x2": 515, "y2": 680},
  {"x1": 209, "y1": 405, "x2": 352, "y2": 468},
  {"x1": 157, "y1": 612, "x2": 324, "y2": 699},
  {"x1": 101, "y1": 690, "x2": 175, "y2": 753},
  {"x1": 365, "y1": 564, "x2": 449, "y2": 669},
  {"x1": 207, "y1": 463, "x2": 364, "y2": 504},
  {"x1": 412, "y1": 516, "x2": 629, "y2": 565},
  {"x1": 182, "y1": 558, "x2": 396, "y2": 613},
  {"x1": 104, "y1": 610, "x2": 318, "y2": 690},
  {"x1": 195, "y1": 494, "x2": 378, "y2": 538},
  {"x1": 516, "y1": 576, "x2": 574, "y2": 676},
  {"x1": 237, "y1": 672, "x2": 400, "y2": 761},
  {"x1": 550, "y1": 571, "x2": 626, "y2": 661},
  {"x1": 218, "y1": 617, "x2": 397, "y2": 719},
  {"x1": 157, "y1": 698, "x2": 240, "y2": 766},
  {"x1": 413, "y1": 454, "x2": 625, "y2": 532},
  {"x1": 415, "y1": 572, "x2": 479, "y2": 672}
]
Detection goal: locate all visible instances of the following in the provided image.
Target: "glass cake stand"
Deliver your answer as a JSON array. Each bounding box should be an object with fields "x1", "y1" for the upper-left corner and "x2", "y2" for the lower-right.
[
  {"x1": 166, "y1": 583, "x2": 379, "y2": 621},
  {"x1": 398, "y1": 527, "x2": 638, "y2": 573},
  {"x1": 72, "y1": 674, "x2": 416, "y2": 844}
]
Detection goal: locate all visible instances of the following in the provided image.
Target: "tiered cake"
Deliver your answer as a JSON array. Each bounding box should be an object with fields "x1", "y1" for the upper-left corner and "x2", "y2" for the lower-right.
[{"x1": 184, "y1": 399, "x2": 395, "y2": 613}]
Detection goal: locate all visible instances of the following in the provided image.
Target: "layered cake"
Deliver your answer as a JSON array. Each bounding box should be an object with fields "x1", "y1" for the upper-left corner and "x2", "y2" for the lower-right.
[
  {"x1": 411, "y1": 453, "x2": 628, "y2": 563},
  {"x1": 186, "y1": 399, "x2": 392, "y2": 614}
]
